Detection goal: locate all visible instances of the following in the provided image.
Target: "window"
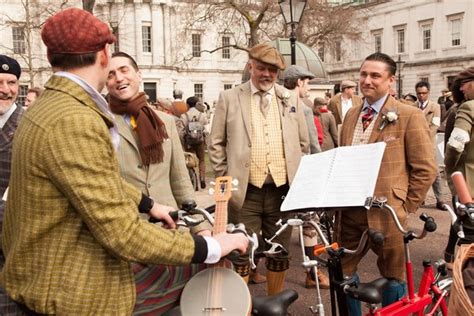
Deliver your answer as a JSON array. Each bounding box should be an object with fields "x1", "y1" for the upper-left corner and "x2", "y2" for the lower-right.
[
  {"x1": 450, "y1": 18, "x2": 461, "y2": 46},
  {"x1": 224, "y1": 84, "x2": 233, "y2": 90},
  {"x1": 142, "y1": 24, "x2": 152, "y2": 53},
  {"x1": 374, "y1": 33, "x2": 382, "y2": 53},
  {"x1": 17, "y1": 85, "x2": 28, "y2": 107},
  {"x1": 192, "y1": 34, "x2": 201, "y2": 57},
  {"x1": 194, "y1": 83, "x2": 203, "y2": 99},
  {"x1": 112, "y1": 26, "x2": 120, "y2": 53},
  {"x1": 144, "y1": 82, "x2": 157, "y2": 104},
  {"x1": 12, "y1": 26, "x2": 26, "y2": 54},
  {"x1": 419, "y1": 76, "x2": 429, "y2": 83},
  {"x1": 421, "y1": 24, "x2": 431, "y2": 50},
  {"x1": 396, "y1": 29, "x2": 405, "y2": 53},
  {"x1": 335, "y1": 40, "x2": 342, "y2": 62},
  {"x1": 447, "y1": 76, "x2": 456, "y2": 89},
  {"x1": 318, "y1": 43, "x2": 325, "y2": 62},
  {"x1": 222, "y1": 36, "x2": 230, "y2": 59}
]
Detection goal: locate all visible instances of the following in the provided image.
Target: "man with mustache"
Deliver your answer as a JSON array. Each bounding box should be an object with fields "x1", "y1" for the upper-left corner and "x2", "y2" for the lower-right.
[
  {"x1": 209, "y1": 43, "x2": 309, "y2": 295},
  {"x1": 336, "y1": 52, "x2": 436, "y2": 315},
  {"x1": 0, "y1": 54, "x2": 23, "y2": 267}
]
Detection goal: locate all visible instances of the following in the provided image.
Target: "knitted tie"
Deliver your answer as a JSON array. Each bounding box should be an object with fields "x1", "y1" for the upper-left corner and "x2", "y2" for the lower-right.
[
  {"x1": 258, "y1": 91, "x2": 270, "y2": 117},
  {"x1": 362, "y1": 106, "x2": 374, "y2": 131}
]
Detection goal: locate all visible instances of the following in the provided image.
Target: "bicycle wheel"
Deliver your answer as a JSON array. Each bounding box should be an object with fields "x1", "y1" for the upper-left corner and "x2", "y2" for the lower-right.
[
  {"x1": 188, "y1": 168, "x2": 199, "y2": 191},
  {"x1": 424, "y1": 278, "x2": 452, "y2": 316}
]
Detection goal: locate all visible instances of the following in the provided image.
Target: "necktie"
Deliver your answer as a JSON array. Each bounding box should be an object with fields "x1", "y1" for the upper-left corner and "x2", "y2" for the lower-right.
[
  {"x1": 258, "y1": 91, "x2": 270, "y2": 117},
  {"x1": 362, "y1": 107, "x2": 374, "y2": 131}
]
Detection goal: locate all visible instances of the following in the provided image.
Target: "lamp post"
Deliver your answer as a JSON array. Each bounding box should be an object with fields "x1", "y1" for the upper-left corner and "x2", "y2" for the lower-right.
[
  {"x1": 395, "y1": 55, "x2": 405, "y2": 99},
  {"x1": 279, "y1": 0, "x2": 307, "y2": 65}
]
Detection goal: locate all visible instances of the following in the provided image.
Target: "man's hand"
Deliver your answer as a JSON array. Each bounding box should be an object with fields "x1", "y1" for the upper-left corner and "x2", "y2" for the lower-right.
[
  {"x1": 213, "y1": 232, "x2": 249, "y2": 258},
  {"x1": 148, "y1": 203, "x2": 176, "y2": 229}
]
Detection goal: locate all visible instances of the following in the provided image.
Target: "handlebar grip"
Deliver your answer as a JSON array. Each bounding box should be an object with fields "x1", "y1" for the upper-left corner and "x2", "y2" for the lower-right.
[
  {"x1": 368, "y1": 228, "x2": 384, "y2": 246},
  {"x1": 314, "y1": 242, "x2": 339, "y2": 256},
  {"x1": 451, "y1": 172, "x2": 473, "y2": 204},
  {"x1": 181, "y1": 200, "x2": 197, "y2": 212},
  {"x1": 420, "y1": 213, "x2": 437, "y2": 232},
  {"x1": 149, "y1": 210, "x2": 180, "y2": 224}
]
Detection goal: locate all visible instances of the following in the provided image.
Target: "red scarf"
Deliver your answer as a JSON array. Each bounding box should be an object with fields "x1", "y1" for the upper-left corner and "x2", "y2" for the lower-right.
[{"x1": 109, "y1": 92, "x2": 168, "y2": 165}]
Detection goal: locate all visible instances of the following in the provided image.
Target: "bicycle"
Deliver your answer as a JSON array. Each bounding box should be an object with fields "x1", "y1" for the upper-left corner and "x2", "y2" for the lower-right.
[{"x1": 339, "y1": 198, "x2": 454, "y2": 316}]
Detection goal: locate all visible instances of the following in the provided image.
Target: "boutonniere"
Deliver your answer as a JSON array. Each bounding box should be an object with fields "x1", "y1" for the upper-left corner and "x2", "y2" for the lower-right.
[
  {"x1": 278, "y1": 90, "x2": 291, "y2": 108},
  {"x1": 379, "y1": 110, "x2": 398, "y2": 130}
]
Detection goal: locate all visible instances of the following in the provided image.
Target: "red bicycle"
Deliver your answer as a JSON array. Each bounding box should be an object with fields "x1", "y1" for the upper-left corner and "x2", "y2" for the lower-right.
[{"x1": 343, "y1": 198, "x2": 453, "y2": 316}]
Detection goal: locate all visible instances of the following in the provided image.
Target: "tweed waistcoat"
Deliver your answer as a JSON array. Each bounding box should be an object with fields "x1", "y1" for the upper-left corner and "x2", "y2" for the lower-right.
[
  {"x1": 249, "y1": 92, "x2": 287, "y2": 187},
  {"x1": 351, "y1": 110, "x2": 379, "y2": 145}
]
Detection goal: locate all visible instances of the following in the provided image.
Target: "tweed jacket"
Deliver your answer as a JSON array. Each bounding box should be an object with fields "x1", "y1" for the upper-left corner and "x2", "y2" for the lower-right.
[
  {"x1": 415, "y1": 99, "x2": 441, "y2": 139},
  {"x1": 0, "y1": 105, "x2": 24, "y2": 238},
  {"x1": 1, "y1": 76, "x2": 197, "y2": 315},
  {"x1": 336, "y1": 96, "x2": 437, "y2": 278},
  {"x1": 209, "y1": 81, "x2": 309, "y2": 212},
  {"x1": 300, "y1": 97, "x2": 322, "y2": 154},
  {"x1": 319, "y1": 111, "x2": 338, "y2": 151},
  {"x1": 115, "y1": 110, "x2": 194, "y2": 210},
  {"x1": 328, "y1": 93, "x2": 363, "y2": 126},
  {"x1": 445, "y1": 100, "x2": 474, "y2": 196}
]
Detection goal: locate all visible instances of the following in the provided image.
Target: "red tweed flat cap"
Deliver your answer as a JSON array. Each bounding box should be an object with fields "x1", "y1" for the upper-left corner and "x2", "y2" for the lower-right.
[{"x1": 41, "y1": 8, "x2": 115, "y2": 55}]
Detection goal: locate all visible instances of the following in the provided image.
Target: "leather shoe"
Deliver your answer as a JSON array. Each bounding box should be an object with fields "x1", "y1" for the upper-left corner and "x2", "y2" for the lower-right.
[
  {"x1": 436, "y1": 201, "x2": 449, "y2": 211},
  {"x1": 305, "y1": 271, "x2": 330, "y2": 289},
  {"x1": 249, "y1": 270, "x2": 266, "y2": 284},
  {"x1": 200, "y1": 180, "x2": 206, "y2": 189}
]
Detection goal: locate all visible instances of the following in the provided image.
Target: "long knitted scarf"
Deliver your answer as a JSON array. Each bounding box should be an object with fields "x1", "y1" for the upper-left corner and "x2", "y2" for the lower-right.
[{"x1": 109, "y1": 92, "x2": 168, "y2": 165}]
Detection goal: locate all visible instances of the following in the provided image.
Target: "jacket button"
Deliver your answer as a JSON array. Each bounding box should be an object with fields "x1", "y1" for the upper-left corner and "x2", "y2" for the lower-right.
[{"x1": 245, "y1": 163, "x2": 249, "y2": 167}]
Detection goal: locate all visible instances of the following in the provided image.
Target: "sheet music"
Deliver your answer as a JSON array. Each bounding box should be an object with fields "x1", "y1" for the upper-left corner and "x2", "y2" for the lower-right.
[{"x1": 281, "y1": 142, "x2": 386, "y2": 211}]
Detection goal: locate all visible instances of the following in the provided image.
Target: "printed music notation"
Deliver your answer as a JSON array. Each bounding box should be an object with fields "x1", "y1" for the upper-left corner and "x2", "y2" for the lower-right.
[{"x1": 281, "y1": 142, "x2": 386, "y2": 212}]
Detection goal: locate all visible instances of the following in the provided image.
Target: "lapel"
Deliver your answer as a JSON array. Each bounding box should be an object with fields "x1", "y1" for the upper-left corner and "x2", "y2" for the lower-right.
[
  {"x1": 238, "y1": 81, "x2": 252, "y2": 141},
  {"x1": 342, "y1": 103, "x2": 363, "y2": 145},
  {"x1": 115, "y1": 114, "x2": 139, "y2": 152},
  {"x1": 274, "y1": 83, "x2": 287, "y2": 119},
  {"x1": 368, "y1": 95, "x2": 398, "y2": 143},
  {"x1": 44, "y1": 75, "x2": 115, "y2": 128},
  {"x1": 336, "y1": 95, "x2": 343, "y2": 121},
  {"x1": 0, "y1": 105, "x2": 24, "y2": 145}
]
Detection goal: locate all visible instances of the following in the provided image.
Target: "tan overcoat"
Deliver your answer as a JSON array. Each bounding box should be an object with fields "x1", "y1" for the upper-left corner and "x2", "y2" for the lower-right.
[
  {"x1": 336, "y1": 96, "x2": 437, "y2": 279},
  {"x1": 414, "y1": 99, "x2": 441, "y2": 139},
  {"x1": 208, "y1": 81, "x2": 309, "y2": 212}
]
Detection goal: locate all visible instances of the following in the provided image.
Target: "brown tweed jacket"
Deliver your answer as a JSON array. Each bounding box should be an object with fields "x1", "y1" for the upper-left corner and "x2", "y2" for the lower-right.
[
  {"x1": 328, "y1": 93, "x2": 363, "y2": 126},
  {"x1": 414, "y1": 100, "x2": 441, "y2": 139},
  {"x1": 1, "y1": 76, "x2": 196, "y2": 315},
  {"x1": 0, "y1": 105, "x2": 24, "y2": 241},
  {"x1": 336, "y1": 96, "x2": 437, "y2": 278}
]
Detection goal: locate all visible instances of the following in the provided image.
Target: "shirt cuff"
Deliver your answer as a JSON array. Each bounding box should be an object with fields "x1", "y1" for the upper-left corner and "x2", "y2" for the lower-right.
[{"x1": 203, "y1": 236, "x2": 221, "y2": 264}]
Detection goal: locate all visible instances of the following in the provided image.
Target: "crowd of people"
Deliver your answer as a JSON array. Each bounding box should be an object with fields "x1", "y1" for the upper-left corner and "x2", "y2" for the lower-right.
[{"x1": 0, "y1": 7, "x2": 473, "y2": 315}]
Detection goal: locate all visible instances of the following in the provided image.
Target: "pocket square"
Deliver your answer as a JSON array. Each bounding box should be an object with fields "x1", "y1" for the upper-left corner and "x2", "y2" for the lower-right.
[
  {"x1": 289, "y1": 106, "x2": 296, "y2": 113},
  {"x1": 383, "y1": 135, "x2": 399, "y2": 143}
]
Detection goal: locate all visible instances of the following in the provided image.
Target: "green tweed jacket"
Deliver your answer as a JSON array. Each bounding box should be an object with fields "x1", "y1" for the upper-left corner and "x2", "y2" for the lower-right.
[{"x1": 0, "y1": 75, "x2": 196, "y2": 315}]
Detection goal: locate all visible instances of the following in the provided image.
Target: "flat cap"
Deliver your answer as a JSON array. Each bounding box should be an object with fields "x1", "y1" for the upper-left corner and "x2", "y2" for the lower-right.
[
  {"x1": 41, "y1": 8, "x2": 115, "y2": 55},
  {"x1": 313, "y1": 97, "x2": 327, "y2": 106},
  {"x1": 341, "y1": 80, "x2": 357, "y2": 90},
  {"x1": 249, "y1": 43, "x2": 285, "y2": 70},
  {"x1": 0, "y1": 55, "x2": 21, "y2": 79},
  {"x1": 283, "y1": 65, "x2": 315, "y2": 80}
]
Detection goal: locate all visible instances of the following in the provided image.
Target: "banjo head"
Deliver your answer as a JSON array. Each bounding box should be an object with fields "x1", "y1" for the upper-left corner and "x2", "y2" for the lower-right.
[{"x1": 180, "y1": 267, "x2": 251, "y2": 315}]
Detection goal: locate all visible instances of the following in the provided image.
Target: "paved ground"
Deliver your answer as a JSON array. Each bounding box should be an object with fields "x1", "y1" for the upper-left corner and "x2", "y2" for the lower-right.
[{"x1": 194, "y1": 178, "x2": 455, "y2": 315}]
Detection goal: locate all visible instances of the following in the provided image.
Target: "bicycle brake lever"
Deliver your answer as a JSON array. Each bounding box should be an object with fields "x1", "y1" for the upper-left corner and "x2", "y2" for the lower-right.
[
  {"x1": 264, "y1": 240, "x2": 288, "y2": 257},
  {"x1": 248, "y1": 232, "x2": 258, "y2": 270}
]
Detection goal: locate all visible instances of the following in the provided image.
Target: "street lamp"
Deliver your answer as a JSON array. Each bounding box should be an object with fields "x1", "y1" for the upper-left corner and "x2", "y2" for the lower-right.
[
  {"x1": 279, "y1": 0, "x2": 307, "y2": 65},
  {"x1": 395, "y1": 55, "x2": 405, "y2": 99}
]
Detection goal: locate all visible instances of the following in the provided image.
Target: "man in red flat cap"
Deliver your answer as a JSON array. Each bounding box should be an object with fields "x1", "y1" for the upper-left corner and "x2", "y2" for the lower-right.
[{"x1": 0, "y1": 8, "x2": 247, "y2": 315}]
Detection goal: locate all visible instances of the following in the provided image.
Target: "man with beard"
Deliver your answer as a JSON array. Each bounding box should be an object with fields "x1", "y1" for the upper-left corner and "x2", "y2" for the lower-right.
[
  {"x1": 0, "y1": 55, "x2": 23, "y2": 266},
  {"x1": 209, "y1": 43, "x2": 309, "y2": 295},
  {"x1": 336, "y1": 52, "x2": 436, "y2": 315},
  {"x1": 0, "y1": 9, "x2": 247, "y2": 315}
]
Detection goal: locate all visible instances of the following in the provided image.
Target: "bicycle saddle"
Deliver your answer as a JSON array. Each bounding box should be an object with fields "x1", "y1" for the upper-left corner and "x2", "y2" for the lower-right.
[
  {"x1": 344, "y1": 277, "x2": 389, "y2": 304},
  {"x1": 252, "y1": 289, "x2": 298, "y2": 315}
]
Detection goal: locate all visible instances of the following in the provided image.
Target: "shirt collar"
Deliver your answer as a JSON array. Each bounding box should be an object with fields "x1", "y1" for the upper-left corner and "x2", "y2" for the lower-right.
[
  {"x1": 0, "y1": 103, "x2": 17, "y2": 129},
  {"x1": 250, "y1": 80, "x2": 275, "y2": 97},
  {"x1": 363, "y1": 94, "x2": 389, "y2": 114}
]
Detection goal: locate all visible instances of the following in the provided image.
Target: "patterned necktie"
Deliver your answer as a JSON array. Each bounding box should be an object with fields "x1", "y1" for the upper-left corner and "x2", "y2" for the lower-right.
[
  {"x1": 258, "y1": 91, "x2": 270, "y2": 117},
  {"x1": 362, "y1": 106, "x2": 374, "y2": 131}
]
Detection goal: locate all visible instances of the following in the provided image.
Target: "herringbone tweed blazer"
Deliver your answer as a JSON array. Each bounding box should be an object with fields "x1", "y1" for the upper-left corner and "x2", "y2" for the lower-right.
[
  {"x1": 336, "y1": 96, "x2": 437, "y2": 277},
  {"x1": 208, "y1": 81, "x2": 309, "y2": 212},
  {"x1": 1, "y1": 75, "x2": 196, "y2": 315}
]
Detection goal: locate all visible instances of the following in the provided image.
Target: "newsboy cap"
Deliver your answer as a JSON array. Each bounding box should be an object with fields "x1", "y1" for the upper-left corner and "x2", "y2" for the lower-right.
[
  {"x1": 313, "y1": 97, "x2": 327, "y2": 106},
  {"x1": 283, "y1": 65, "x2": 315, "y2": 80},
  {"x1": 341, "y1": 80, "x2": 357, "y2": 90},
  {"x1": 249, "y1": 43, "x2": 286, "y2": 70},
  {"x1": 41, "y1": 8, "x2": 115, "y2": 55},
  {"x1": 0, "y1": 55, "x2": 21, "y2": 79}
]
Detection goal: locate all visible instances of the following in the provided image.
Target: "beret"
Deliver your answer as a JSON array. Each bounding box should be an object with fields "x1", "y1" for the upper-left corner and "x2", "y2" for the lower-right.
[
  {"x1": 0, "y1": 55, "x2": 21, "y2": 79},
  {"x1": 283, "y1": 65, "x2": 315, "y2": 80},
  {"x1": 341, "y1": 80, "x2": 357, "y2": 90},
  {"x1": 41, "y1": 8, "x2": 115, "y2": 55},
  {"x1": 249, "y1": 43, "x2": 286, "y2": 70}
]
